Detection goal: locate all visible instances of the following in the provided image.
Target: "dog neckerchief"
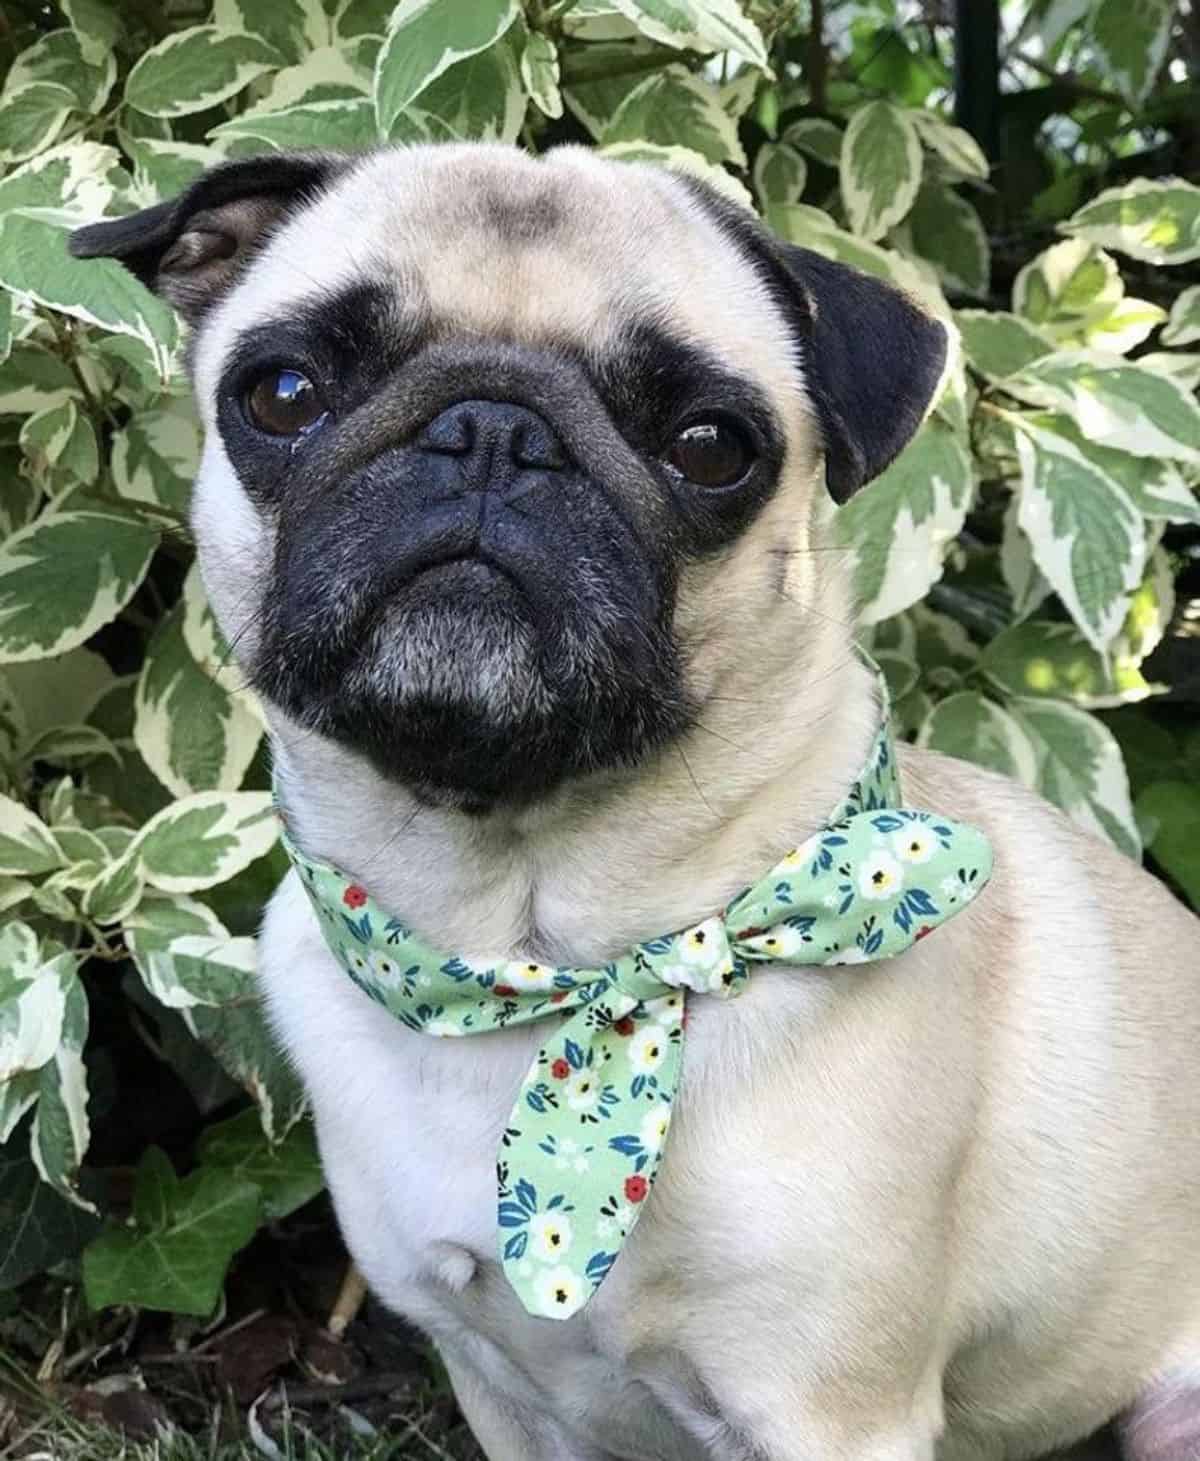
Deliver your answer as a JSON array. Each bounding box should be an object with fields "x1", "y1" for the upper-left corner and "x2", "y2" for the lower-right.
[{"x1": 278, "y1": 671, "x2": 993, "y2": 1321}]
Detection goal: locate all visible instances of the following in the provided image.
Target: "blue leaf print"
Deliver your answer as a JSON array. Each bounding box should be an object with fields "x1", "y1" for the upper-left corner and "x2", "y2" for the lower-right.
[
  {"x1": 526, "y1": 1090, "x2": 548, "y2": 1113},
  {"x1": 516, "y1": 1179, "x2": 537, "y2": 1214},
  {"x1": 503, "y1": 1230, "x2": 528, "y2": 1260},
  {"x1": 564, "y1": 1039, "x2": 585, "y2": 1071},
  {"x1": 774, "y1": 882, "x2": 793, "y2": 904},
  {"x1": 864, "y1": 926, "x2": 884, "y2": 955},
  {"x1": 870, "y1": 813, "x2": 906, "y2": 833},
  {"x1": 905, "y1": 889, "x2": 939, "y2": 917},
  {"x1": 499, "y1": 1202, "x2": 530, "y2": 1228},
  {"x1": 609, "y1": 1135, "x2": 644, "y2": 1157},
  {"x1": 631, "y1": 1074, "x2": 646, "y2": 1099},
  {"x1": 639, "y1": 936, "x2": 674, "y2": 956},
  {"x1": 784, "y1": 915, "x2": 816, "y2": 936},
  {"x1": 586, "y1": 1250, "x2": 617, "y2": 1284},
  {"x1": 383, "y1": 917, "x2": 409, "y2": 944},
  {"x1": 547, "y1": 1193, "x2": 567, "y2": 1210},
  {"x1": 440, "y1": 956, "x2": 474, "y2": 982},
  {"x1": 340, "y1": 912, "x2": 373, "y2": 943},
  {"x1": 537, "y1": 1136, "x2": 557, "y2": 1157}
]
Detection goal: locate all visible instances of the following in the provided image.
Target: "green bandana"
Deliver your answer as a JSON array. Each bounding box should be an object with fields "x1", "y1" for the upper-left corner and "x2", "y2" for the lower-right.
[{"x1": 279, "y1": 671, "x2": 992, "y2": 1321}]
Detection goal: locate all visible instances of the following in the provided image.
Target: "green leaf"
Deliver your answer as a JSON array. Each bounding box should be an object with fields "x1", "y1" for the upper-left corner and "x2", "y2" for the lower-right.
[
  {"x1": 909, "y1": 110, "x2": 989, "y2": 182},
  {"x1": 980, "y1": 620, "x2": 1153, "y2": 709},
  {"x1": 80, "y1": 850, "x2": 144, "y2": 925},
  {"x1": 956, "y1": 309, "x2": 1054, "y2": 381},
  {"x1": 21, "y1": 723, "x2": 120, "y2": 769},
  {"x1": 0, "y1": 141, "x2": 122, "y2": 218},
  {"x1": 1137, "y1": 781, "x2": 1200, "y2": 909},
  {"x1": 783, "y1": 117, "x2": 842, "y2": 168},
  {"x1": 83, "y1": 1148, "x2": 261, "y2": 1316},
  {"x1": 0, "y1": 503, "x2": 158, "y2": 664},
  {"x1": 8, "y1": 28, "x2": 116, "y2": 113},
  {"x1": 918, "y1": 691, "x2": 1038, "y2": 785},
  {"x1": 0, "y1": 1145, "x2": 100, "y2": 1289},
  {"x1": 840, "y1": 100, "x2": 922, "y2": 242},
  {"x1": 125, "y1": 27, "x2": 283, "y2": 119},
  {"x1": 520, "y1": 32, "x2": 562, "y2": 120},
  {"x1": 198, "y1": 1109, "x2": 324, "y2": 1221},
  {"x1": 0, "y1": 208, "x2": 178, "y2": 364},
  {"x1": 1013, "y1": 238, "x2": 1122, "y2": 325},
  {"x1": 185, "y1": 999, "x2": 305, "y2": 1143},
  {"x1": 1137, "y1": 351, "x2": 1200, "y2": 393},
  {"x1": 1005, "y1": 352, "x2": 1200, "y2": 468},
  {"x1": 1060, "y1": 178, "x2": 1200, "y2": 267},
  {"x1": 1078, "y1": 296, "x2": 1166, "y2": 355},
  {"x1": 213, "y1": 0, "x2": 330, "y2": 65},
  {"x1": 1089, "y1": 0, "x2": 1173, "y2": 106},
  {"x1": 405, "y1": 36, "x2": 524, "y2": 142},
  {"x1": 0, "y1": 795, "x2": 64, "y2": 875},
  {"x1": 111, "y1": 401, "x2": 199, "y2": 515},
  {"x1": 373, "y1": 0, "x2": 518, "y2": 134},
  {"x1": 211, "y1": 97, "x2": 379, "y2": 151},
  {"x1": 0, "y1": 344, "x2": 75, "y2": 414},
  {"x1": 752, "y1": 142, "x2": 806, "y2": 209},
  {"x1": 603, "y1": 66, "x2": 744, "y2": 167},
  {"x1": 122, "y1": 137, "x2": 217, "y2": 205},
  {"x1": 136, "y1": 605, "x2": 262, "y2": 798},
  {"x1": 0, "y1": 84, "x2": 75, "y2": 166},
  {"x1": 0, "y1": 923, "x2": 73, "y2": 1080},
  {"x1": 606, "y1": 0, "x2": 768, "y2": 70},
  {"x1": 905, "y1": 183, "x2": 988, "y2": 296},
  {"x1": 1008, "y1": 414, "x2": 1145, "y2": 652},
  {"x1": 1008, "y1": 696, "x2": 1140, "y2": 857},
  {"x1": 1162, "y1": 285, "x2": 1200, "y2": 348},
  {"x1": 134, "y1": 791, "x2": 278, "y2": 894},
  {"x1": 833, "y1": 418, "x2": 973, "y2": 624}
]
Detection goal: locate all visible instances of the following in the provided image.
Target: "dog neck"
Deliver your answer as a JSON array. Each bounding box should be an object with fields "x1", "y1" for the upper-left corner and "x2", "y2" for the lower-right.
[{"x1": 271, "y1": 614, "x2": 879, "y2": 968}]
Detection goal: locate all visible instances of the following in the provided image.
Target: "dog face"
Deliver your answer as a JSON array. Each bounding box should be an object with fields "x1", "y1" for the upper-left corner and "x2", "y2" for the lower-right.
[{"x1": 72, "y1": 145, "x2": 946, "y2": 810}]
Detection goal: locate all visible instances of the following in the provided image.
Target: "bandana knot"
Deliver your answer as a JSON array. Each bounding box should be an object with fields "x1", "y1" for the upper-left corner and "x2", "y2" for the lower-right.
[{"x1": 280, "y1": 662, "x2": 993, "y2": 1322}]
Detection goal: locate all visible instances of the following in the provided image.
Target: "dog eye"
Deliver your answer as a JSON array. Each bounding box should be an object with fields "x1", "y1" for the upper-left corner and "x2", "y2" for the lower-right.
[
  {"x1": 245, "y1": 369, "x2": 328, "y2": 437},
  {"x1": 665, "y1": 419, "x2": 754, "y2": 488}
]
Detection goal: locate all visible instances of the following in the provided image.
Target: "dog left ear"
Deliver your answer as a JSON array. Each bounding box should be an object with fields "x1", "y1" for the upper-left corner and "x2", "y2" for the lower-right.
[
  {"x1": 676, "y1": 178, "x2": 948, "y2": 503},
  {"x1": 69, "y1": 151, "x2": 348, "y2": 323}
]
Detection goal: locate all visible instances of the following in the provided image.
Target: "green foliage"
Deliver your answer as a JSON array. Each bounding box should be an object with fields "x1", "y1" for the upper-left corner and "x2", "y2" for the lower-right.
[{"x1": 0, "y1": 0, "x2": 1196, "y2": 1324}]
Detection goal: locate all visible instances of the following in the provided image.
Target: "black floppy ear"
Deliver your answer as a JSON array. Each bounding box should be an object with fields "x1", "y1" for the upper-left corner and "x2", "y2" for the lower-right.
[
  {"x1": 69, "y1": 152, "x2": 349, "y2": 323},
  {"x1": 677, "y1": 180, "x2": 948, "y2": 502}
]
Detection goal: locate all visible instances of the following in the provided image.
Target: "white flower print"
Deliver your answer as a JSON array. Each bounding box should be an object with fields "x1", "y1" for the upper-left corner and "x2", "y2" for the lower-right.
[
  {"x1": 614, "y1": 1202, "x2": 634, "y2": 1229},
  {"x1": 857, "y1": 850, "x2": 904, "y2": 901},
  {"x1": 503, "y1": 960, "x2": 556, "y2": 993},
  {"x1": 648, "y1": 991, "x2": 684, "y2": 1027},
  {"x1": 892, "y1": 826, "x2": 936, "y2": 864},
  {"x1": 657, "y1": 960, "x2": 704, "y2": 993},
  {"x1": 529, "y1": 1211, "x2": 573, "y2": 1263},
  {"x1": 679, "y1": 918, "x2": 725, "y2": 968},
  {"x1": 939, "y1": 874, "x2": 961, "y2": 897},
  {"x1": 368, "y1": 950, "x2": 402, "y2": 985},
  {"x1": 426, "y1": 1018, "x2": 463, "y2": 1037},
  {"x1": 640, "y1": 1105, "x2": 671, "y2": 1153},
  {"x1": 559, "y1": 1138, "x2": 579, "y2": 1157},
  {"x1": 342, "y1": 947, "x2": 370, "y2": 981},
  {"x1": 628, "y1": 1025, "x2": 666, "y2": 1075},
  {"x1": 824, "y1": 946, "x2": 871, "y2": 966},
  {"x1": 596, "y1": 1215, "x2": 616, "y2": 1239},
  {"x1": 745, "y1": 925, "x2": 808, "y2": 959},
  {"x1": 573, "y1": 1155, "x2": 590, "y2": 1174},
  {"x1": 822, "y1": 892, "x2": 841, "y2": 910},
  {"x1": 566, "y1": 1072, "x2": 600, "y2": 1111},
  {"x1": 535, "y1": 1265, "x2": 582, "y2": 1317}
]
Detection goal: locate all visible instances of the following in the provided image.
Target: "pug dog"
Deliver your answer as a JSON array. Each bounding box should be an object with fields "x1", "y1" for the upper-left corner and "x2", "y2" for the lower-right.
[{"x1": 72, "y1": 144, "x2": 1200, "y2": 1461}]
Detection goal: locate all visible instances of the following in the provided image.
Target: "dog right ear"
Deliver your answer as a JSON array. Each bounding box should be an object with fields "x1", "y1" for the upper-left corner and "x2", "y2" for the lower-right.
[{"x1": 68, "y1": 151, "x2": 349, "y2": 323}]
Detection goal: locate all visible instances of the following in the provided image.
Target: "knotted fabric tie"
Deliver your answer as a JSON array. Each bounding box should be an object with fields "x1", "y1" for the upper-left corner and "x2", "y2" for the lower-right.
[{"x1": 280, "y1": 681, "x2": 993, "y2": 1321}]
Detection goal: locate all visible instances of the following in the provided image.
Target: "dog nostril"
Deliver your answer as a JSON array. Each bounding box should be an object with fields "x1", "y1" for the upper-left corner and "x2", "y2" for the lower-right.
[
  {"x1": 512, "y1": 419, "x2": 567, "y2": 471},
  {"x1": 417, "y1": 406, "x2": 475, "y2": 456}
]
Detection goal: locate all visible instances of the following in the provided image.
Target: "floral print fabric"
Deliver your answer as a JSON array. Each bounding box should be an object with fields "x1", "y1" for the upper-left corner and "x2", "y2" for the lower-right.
[{"x1": 280, "y1": 671, "x2": 993, "y2": 1321}]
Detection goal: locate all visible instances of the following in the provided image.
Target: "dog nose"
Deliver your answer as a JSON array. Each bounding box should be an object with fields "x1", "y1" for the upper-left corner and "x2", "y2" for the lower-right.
[{"x1": 416, "y1": 400, "x2": 567, "y2": 473}]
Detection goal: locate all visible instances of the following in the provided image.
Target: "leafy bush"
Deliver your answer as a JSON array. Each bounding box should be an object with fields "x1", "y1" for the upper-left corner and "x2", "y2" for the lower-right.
[{"x1": 1, "y1": 0, "x2": 1198, "y2": 1322}]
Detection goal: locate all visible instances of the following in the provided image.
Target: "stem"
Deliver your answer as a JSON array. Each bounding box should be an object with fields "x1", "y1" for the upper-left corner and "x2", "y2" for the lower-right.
[
  {"x1": 807, "y1": 0, "x2": 827, "y2": 113},
  {"x1": 1009, "y1": 48, "x2": 1126, "y2": 107},
  {"x1": 560, "y1": 50, "x2": 680, "y2": 85}
]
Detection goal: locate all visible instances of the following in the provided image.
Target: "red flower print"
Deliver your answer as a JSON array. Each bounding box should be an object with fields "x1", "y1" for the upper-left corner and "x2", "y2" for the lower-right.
[
  {"x1": 494, "y1": 984, "x2": 517, "y2": 997},
  {"x1": 343, "y1": 885, "x2": 367, "y2": 909},
  {"x1": 624, "y1": 1175, "x2": 648, "y2": 1203},
  {"x1": 551, "y1": 1058, "x2": 571, "y2": 1080},
  {"x1": 549, "y1": 991, "x2": 568, "y2": 1004},
  {"x1": 914, "y1": 925, "x2": 934, "y2": 940},
  {"x1": 613, "y1": 1016, "x2": 635, "y2": 1037}
]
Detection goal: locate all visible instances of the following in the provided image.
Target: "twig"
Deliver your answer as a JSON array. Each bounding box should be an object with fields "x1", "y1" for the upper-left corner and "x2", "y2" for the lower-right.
[
  {"x1": 1009, "y1": 48, "x2": 1126, "y2": 107},
  {"x1": 327, "y1": 1264, "x2": 368, "y2": 1340}
]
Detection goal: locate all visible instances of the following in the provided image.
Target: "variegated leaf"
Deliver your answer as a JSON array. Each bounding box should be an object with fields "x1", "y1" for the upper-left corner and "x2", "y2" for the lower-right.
[
  {"x1": 1078, "y1": 297, "x2": 1166, "y2": 355},
  {"x1": 956, "y1": 310, "x2": 1054, "y2": 382},
  {"x1": 374, "y1": 0, "x2": 518, "y2": 134},
  {"x1": 125, "y1": 27, "x2": 283, "y2": 118},
  {"x1": 0, "y1": 923, "x2": 73, "y2": 1081},
  {"x1": 520, "y1": 32, "x2": 562, "y2": 120},
  {"x1": 1162, "y1": 286, "x2": 1200, "y2": 348},
  {"x1": 840, "y1": 100, "x2": 922, "y2": 242},
  {"x1": 1008, "y1": 414, "x2": 1145, "y2": 652},
  {"x1": 1001, "y1": 492, "x2": 1052, "y2": 622},
  {"x1": 1013, "y1": 238, "x2": 1122, "y2": 325},
  {"x1": 7, "y1": 27, "x2": 115, "y2": 113},
  {"x1": 918, "y1": 691, "x2": 1039, "y2": 786},
  {"x1": 753, "y1": 142, "x2": 806, "y2": 209},
  {"x1": 1089, "y1": 0, "x2": 1173, "y2": 106},
  {"x1": 980, "y1": 619, "x2": 1154, "y2": 709},
  {"x1": 403, "y1": 35, "x2": 525, "y2": 143},
  {"x1": 1060, "y1": 178, "x2": 1200, "y2": 267},
  {"x1": 783, "y1": 118, "x2": 842, "y2": 168},
  {"x1": 134, "y1": 792, "x2": 277, "y2": 895},
  {"x1": 211, "y1": 96, "x2": 379, "y2": 151},
  {"x1": 0, "y1": 84, "x2": 75, "y2": 166},
  {"x1": 604, "y1": 66, "x2": 744, "y2": 167},
  {"x1": 0, "y1": 502, "x2": 158, "y2": 664},
  {"x1": 212, "y1": 0, "x2": 330, "y2": 63},
  {"x1": 1008, "y1": 696, "x2": 1140, "y2": 857},
  {"x1": 833, "y1": 419, "x2": 973, "y2": 624},
  {"x1": 111, "y1": 401, "x2": 201, "y2": 515},
  {"x1": 606, "y1": 0, "x2": 768, "y2": 70},
  {"x1": 905, "y1": 183, "x2": 989, "y2": 296},
  {"x1": 600, "y1": 142, "x2": 753, "y2": 209},
  {"x1": 30, "y1": 966, "x2": 94, "y2": 1212},
  {"x1": 909, "y1": 110, "x2": 989, "y2": 181},
  {"x1": 0, "y1": 794, "x2": 63, "y2": 875}
]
